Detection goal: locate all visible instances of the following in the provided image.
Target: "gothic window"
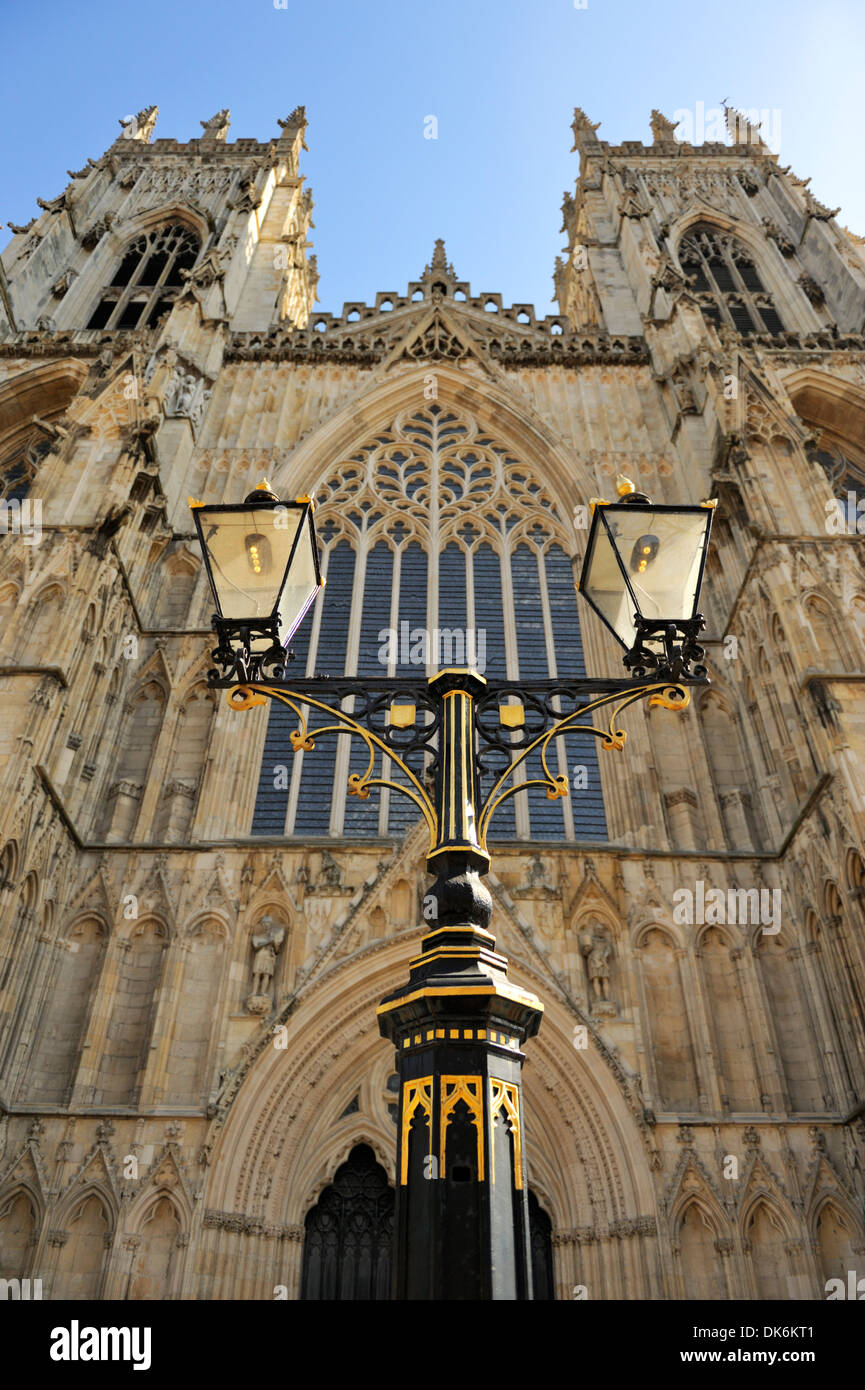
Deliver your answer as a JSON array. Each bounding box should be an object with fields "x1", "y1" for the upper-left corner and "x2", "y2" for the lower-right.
[
  {"x1": 0, "y1": 433, "x2": 52, "y2": 501},
  {"x1": 86, "y1": 224, "x2": 200, "y2": 331},
  {"x1": 745, "y1": 1202, "x2": 789, "y2": 1299},
  {"x1": 96, "y1": 679, "x2": 166, "y2": 841},
  {"x1": 528, "y1": 1191, "x2": 555, "y2": 1300},
  {"x1": 809, "y1": 438, "x2": 865, "y2": 501},
  {"x1": 167, "y1": 922, "x2": 225, "y2": 1105},
  {"x1": 52, "y1": 1195, "x2": 111, "y2": 1300},
  {"x1": 128, "y1": 1196, "x2": 183, "y2": 1299},
  {"x1": 27, "y1": 916, "x2": 106, "y2": 1104},
  {"x1": 678, "y1": 1203, "x2": 727, "y2": 1299},
  {"x1": 0, "y1": 1191, "x2": 37, "y2": 1280},
  {"x1": 94, "y1": 920, "x2": 167, "y2": 1105},
  {"x1": 637, "y1": 928, "x2": 699, "y2": 1110},
  {"x1": 679, "y1": 227, "x2": 784, "y2": 335},
  {"x1": 300, "y1": 1144, "x2": 394, "y2": 1300},
  {"x1": 816, "y1": 1204, "x2": 858, "y2": 1287},
  {"x1": 697, "y1": 928, "x2": 759, "y2": 1112},
  {"x1": 755, "y1": 934, "x2": 822, "y2": 1111},
  {"x1": 252, "y1": 406, "x2": 607, "y2": 844}
]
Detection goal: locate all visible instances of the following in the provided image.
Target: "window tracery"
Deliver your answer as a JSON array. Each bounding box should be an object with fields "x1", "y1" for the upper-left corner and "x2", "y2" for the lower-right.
[
  {"x1": 253, "y1": 405, "x2": 606, "y2": 843},
  {"x1": 678, "y1": 226, "x2": 784, "y2": 336},
  {"x1": 86, "y1": 223, "x2": 201, "y2": 331}
]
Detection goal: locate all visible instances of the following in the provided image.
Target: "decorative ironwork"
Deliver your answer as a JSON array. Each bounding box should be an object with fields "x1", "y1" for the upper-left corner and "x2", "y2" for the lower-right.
[
  {"x1": 223, "y1": 674, "x2": 693, "y2": 859},
  {"x1": 228, "y1": 680, "x2": 440, "y2": 840},
  {"x1": 623, "y1": 615, "x2": 708, "y2": 682},
  {"x1": 209, "y1": 616, "x2": 292, "y2": 684}
]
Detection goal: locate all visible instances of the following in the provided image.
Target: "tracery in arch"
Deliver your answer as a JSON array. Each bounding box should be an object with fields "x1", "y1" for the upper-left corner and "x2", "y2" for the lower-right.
[
  {"x1": 679, "y1": 225, "x2": 784, "y2": 336},
  {"x1": 252, "y1": 405, "x2": 607, "y2": 844}
]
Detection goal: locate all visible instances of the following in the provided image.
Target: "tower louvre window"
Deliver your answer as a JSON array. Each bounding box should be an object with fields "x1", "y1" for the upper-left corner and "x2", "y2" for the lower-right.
[
  {"x1": 86, "y1": 223, "x2": 201, "y2": 331},
  {"x1": 251, "y1": 405, "x2": 607, "y2": 844},
  {"x1": 679, "y1": 225, "x2": 784, "y2": 336}
]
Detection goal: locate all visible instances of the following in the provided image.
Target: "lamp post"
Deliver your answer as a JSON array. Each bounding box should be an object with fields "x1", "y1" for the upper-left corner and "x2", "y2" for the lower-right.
[{"x1": 191, "y1": 475, "x2": 714, "y2": 1300}]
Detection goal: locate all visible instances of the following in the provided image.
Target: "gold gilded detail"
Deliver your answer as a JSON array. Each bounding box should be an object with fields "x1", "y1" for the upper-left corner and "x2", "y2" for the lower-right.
[
  {"x1": 401, "y1": 1077, "x2": 433, "y2": 1185},
  {"x1": 228, "y1": 686, "x2": 268, "y2": 710},
  {"x1": 188, "y1": 496, "x2": 204, "y2": 509},
  {"x1": 499, "y1": 701, "x2": 525, "y2": 729},
  {"x1": 376, "y1": 982, "x2": 545, "y2": 1016},
  {"x1": 648, "y1": 686, "x2": 691, "y2": 712},
  {"x1": 389, "y1": 703, "x2": 416, "y2": 728},
  {"x1": 490, "y1": 1079, "x2": 523, "y2": 1189},
  {"x1": 615, "y1": 474, "x2": 636, "y2": 497},
  {"x1": 477, "y1": 682, "x2": 689, "y2": 851},
  {"x1": 440, "y1": 1076, "x2": 484, "y2": 1182},
  {"x1": 229, "y1": 683, "x2": 437, "y2": 842}
]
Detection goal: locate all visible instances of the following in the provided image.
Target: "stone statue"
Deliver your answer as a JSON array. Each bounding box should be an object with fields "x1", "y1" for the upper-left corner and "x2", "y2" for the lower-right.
[
  {"x1": 581, "y1": 926, "x2": 613, "y2": 1005},
  {"x1": 319, "y1": 850, "x2": 342, "y2": 887},
  {"x1": 526, "y1": 855, "x2": 546, "y2": 889},
  {"x1": 246, "y1": 917, "x2": 286, "y2": 1014}
]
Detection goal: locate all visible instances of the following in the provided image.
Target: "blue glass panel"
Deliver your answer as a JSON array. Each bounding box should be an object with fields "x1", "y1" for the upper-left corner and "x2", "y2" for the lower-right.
[
  {"x1": 344, "y1": 542, "x2": 394, "y2": 837},
  {"x1": 293, "y1": 542, "x2": 356, "y2": 836},
  {"x1": 388, "y1": 543, "x2": 427, "y2": 836},
  {"x1": 473, "y1": 542, "x2": 515, "y2": 839},
  {"x1": 545, "y1": 545, "x2": 607, "y2": 841},
  {"x1": 250, "y1": 595, "x2": 313, "y2": 837}
]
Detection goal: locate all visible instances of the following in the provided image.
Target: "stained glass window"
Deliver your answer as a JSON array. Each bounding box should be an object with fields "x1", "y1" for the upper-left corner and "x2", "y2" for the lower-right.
[{"x1": 252, "y1": 405, "x2": 607, "y2": 843}]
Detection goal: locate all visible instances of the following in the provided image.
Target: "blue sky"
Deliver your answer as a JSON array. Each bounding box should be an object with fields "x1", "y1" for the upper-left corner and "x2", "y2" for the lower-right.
[{"x1": 1, "y1": 0, "x2": 862, "y2": 318}]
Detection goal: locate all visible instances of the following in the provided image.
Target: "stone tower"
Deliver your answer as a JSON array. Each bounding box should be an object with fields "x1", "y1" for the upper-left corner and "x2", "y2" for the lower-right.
[{"x1": 0, "y1": 101, "x2": 864, "y2": 1300}]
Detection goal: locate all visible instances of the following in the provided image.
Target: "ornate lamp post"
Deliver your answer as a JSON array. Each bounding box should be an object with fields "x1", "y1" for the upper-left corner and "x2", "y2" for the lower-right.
[{"x1": 191, "y1": 475, "x2": 715, "y2": 1300}]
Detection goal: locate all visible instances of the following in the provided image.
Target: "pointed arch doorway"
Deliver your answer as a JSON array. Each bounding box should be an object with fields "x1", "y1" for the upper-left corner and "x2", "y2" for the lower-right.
[
  {"x1": 300, "y1": 1144, "x2": 394, "y2": 1300},
  {"x1": 299, "y1": 1142, "x2": 556, "y2": 1299}
]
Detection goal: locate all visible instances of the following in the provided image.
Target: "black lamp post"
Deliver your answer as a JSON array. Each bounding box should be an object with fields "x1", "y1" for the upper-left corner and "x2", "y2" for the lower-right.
[{"x1": 191, "y1": 475, "x2": 714, "y2": 1300}]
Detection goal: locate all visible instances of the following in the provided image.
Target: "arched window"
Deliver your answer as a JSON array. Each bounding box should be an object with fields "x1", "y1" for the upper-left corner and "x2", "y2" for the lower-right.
[
  {"x1": 251, "y1": 405, "x2": 607, "y2": 844},
  {"x1": 0, "y1": 432, "x2": 52, "y2": 501},
  {"x1": 679, "y1": 226, "x2": 784, "y2": 335},
  {"x1": 300, "y1": 1144, "x2": 394, "y2": 1300},
  {"x1": 677, "y1": 1203, "x2": 727, "y2": 1299},
  {"x1": 27, "y1": 916, "x2": 106, "y2": 1104},
  {"x1": 94, "y1": 920, "x2": 167, "y2": 1105},
  {"x1": 637, "y1": 927, "x2": 699, "y2": 1110},
  {"x1": 87, "y1": 223, "x2": 200, "y2": 331},
  {"x1": 698, "y1": 927, "x2": 760, "y2": 1112}
]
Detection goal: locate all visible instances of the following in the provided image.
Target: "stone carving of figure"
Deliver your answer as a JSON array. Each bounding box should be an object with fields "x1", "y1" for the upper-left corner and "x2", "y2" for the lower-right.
[
  {"x1": 246, "y1": 917, "x2": 285, "y2": 1013},
  {"x1": 175, "y1": 373, "x2": 198, "y2": 417},
  {"x1": 581, "y1": 926, "x2": 612, "y2": 1003},
  {"x1": 319, "y1": 850, "x2": 342, "y2": 887},
  {"x1": 526, "y1": 855, "x2": 546, "y2": 889}
]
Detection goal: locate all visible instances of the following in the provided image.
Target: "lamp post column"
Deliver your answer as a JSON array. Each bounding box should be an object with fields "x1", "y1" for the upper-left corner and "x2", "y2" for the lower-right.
[{"x1": 377, "y1": 668, "x2": 544, "y2": 1300}]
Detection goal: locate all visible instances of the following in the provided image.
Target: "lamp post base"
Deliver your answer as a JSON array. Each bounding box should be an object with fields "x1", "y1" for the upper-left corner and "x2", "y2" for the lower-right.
[{"x1": 378, "y1": 868, "x2": 543, "y2": 1299}]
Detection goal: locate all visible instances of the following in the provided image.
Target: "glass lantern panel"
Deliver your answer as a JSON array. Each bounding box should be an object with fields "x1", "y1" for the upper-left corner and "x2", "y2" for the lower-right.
[
  {"x1": 582, "y1": 515, "x2": 638, "y2": 649},
  {"x1": 199, "y1": 505, "x2": 305, "y2": 620},
  {"x1": 275, "y1": 516, "x2": 321, "y2": 646},
  {"x1": 583, "y1": 507, "x2": 710, "y2": 649}
]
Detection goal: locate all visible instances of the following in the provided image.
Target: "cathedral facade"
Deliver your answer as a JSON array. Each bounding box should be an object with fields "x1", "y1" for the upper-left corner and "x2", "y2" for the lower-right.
[{"x1": 1, "y1": 101, "x2": 864, "y2": 1300}]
